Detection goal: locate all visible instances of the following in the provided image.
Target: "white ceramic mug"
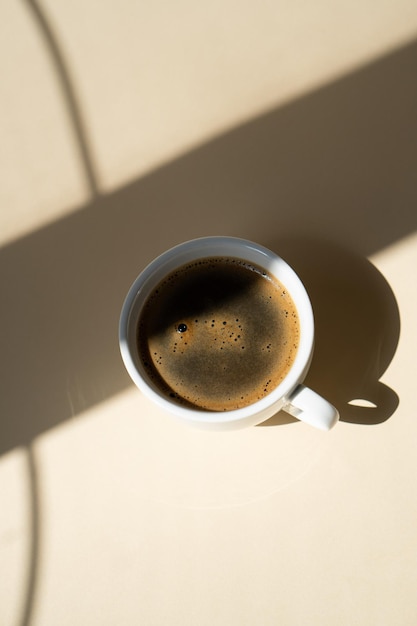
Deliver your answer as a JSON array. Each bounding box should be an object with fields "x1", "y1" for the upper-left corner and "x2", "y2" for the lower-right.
[{"x1": 119, "y1": 237, "x2": 339, "y2": 431}]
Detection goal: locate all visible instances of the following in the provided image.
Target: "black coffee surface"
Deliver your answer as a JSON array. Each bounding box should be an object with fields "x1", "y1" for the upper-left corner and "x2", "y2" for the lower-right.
[{"x1": 137, "y1": 257, "x2": 299, "y2": 411}]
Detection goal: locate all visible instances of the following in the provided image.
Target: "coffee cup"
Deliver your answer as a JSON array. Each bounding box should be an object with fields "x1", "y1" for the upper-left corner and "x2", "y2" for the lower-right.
[{"x1": 119, "y1": 236, "x2": 339, "y2": 430}]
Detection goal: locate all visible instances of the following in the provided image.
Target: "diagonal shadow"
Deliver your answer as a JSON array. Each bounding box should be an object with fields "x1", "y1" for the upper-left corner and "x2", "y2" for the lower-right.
[
  {"x1": 1, "y1": 8, "x2": 415, "y2": 626},
  {"x1": 1, "y1": 36, "x2": 416, "y2": 457}
]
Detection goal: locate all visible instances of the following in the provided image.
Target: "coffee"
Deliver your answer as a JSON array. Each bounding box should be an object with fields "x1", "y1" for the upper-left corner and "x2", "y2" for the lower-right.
[{"x1": 137, "y1": 257, "x2": 299, "y2": 411}]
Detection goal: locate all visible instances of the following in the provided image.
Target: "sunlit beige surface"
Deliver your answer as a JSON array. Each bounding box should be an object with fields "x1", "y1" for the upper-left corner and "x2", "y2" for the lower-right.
[{"x1": 1, "y1": 1, "x2": 417, "y2": 625}]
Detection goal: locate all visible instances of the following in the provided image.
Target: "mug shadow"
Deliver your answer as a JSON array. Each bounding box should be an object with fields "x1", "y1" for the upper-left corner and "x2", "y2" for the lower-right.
[
  {"x1": 1, "y1": 39, "x2": 415, "y2": 454},
  {"x1": 259, "y1": 238, "x2": 400, "y2": 427},
  {"x1": 2, "y1": 7, "x2": 412, "y2": 626}
]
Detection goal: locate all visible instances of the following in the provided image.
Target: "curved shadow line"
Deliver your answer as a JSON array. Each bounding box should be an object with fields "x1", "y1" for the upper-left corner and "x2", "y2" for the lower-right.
[
  {"x1": 18, "y1": 444, "x2": 40, "y2": 626},
  {"x1": 25, "y1": 0, "x2": 99, "y2": 198},
  {"x1": 17, "y1": 5, "x2": 96, "y2": 623}
]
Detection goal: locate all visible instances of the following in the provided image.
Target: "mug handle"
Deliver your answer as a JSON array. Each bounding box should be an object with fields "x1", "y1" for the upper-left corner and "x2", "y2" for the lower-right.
[{"x1": 283, "y1": 384, "x2": 339, "y2": 431}]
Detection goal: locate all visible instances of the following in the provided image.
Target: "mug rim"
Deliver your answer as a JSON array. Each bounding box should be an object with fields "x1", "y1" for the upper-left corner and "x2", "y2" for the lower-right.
[{"x1": 119, "y1": 236, "x2": 314, "y2": 425}]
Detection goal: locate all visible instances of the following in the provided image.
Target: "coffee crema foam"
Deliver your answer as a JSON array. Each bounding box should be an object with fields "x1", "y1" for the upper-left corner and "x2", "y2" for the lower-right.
[{"x1": 137, "y1": 257, "x2": 300, "y2": 411}]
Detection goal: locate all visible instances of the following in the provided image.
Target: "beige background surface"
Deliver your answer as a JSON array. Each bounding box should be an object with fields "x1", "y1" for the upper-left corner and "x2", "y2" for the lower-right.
[{"x1": 1, "y1": 1, "x2": 417, "y2": 625}]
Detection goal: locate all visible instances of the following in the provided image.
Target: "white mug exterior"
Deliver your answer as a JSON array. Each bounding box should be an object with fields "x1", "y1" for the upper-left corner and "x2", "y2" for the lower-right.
[{"x1": 119, "y1": 237, "x2": 339, "y2": 430}]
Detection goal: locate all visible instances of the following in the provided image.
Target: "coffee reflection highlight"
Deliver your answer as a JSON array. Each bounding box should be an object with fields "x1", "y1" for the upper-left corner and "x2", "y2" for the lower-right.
[{"x1": 137, "y1": 257, "x2": 300, "y2": 411}]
